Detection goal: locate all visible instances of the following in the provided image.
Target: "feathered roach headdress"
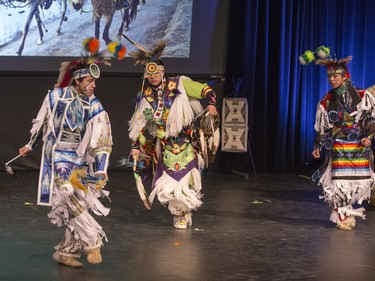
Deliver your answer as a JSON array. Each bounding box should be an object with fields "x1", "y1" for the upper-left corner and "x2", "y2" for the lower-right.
[
  {"x1": 315, "y1": 56, "x2": 352, "y2": 79},
  {"x1": 55, "y1": 37, "x2": 126, "y2": 88},
  {"x1": 299, "y1": 45, "x2": 352, "y2": 79},
  {"x1": 121, "y1": 34, "x2": 167, "y2": 99},
  {"x1": 122, "y1": 34, "x2": 166, "y2": 67}
]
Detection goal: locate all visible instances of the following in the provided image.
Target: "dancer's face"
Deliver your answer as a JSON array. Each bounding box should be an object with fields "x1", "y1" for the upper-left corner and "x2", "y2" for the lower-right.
[
  {"x1": 147, "y1": 71, "x2": 164, "y2": 87},
  {"x1": 328, "y1": 73, "x2": 346, "y2": 90},
  {"x1": 145, "y1": 62, "x2": 164, "y2": 87},
  {"x1": 75, "y1": 76, "x2": 96, "y2": 96}
]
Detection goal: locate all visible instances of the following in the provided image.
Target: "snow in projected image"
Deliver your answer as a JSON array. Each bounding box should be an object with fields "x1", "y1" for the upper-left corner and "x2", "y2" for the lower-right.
[{"x1": 0, "y1": 0, "x2": 192, "y2": 57}]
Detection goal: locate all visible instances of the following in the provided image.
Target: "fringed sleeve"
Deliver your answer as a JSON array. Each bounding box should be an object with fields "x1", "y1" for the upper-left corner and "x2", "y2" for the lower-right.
[
  {"x1": 313, "y1": 102, "x2": 331, "y2": 149},
  {"x1": 91, "y1": 113, "x2": 112, "y2": 174},
  {"x1": 355, "y1": 89, "x2": 375, "y2": 138},
  {"x1": 165, "y1": 77, "x2": 195, "y2": 138},
  {"x1": 77, "y1": 97, "x2": 112, "y2": 174},
  {"x1": 367, "y1": 84, "x2": 375, "y2": 96},
  {"x1": 355, "y1": 89, "x2": 375, "y2": 120},
  {"x1": 26, "y1": 90, "x2": 52, "y2": 150},
  {"x1": 180, "y1": 75, "x2": 216, "y2": 105},
  {"x1": 128, "y1": 98, "x2": 154, "y2": 141}
]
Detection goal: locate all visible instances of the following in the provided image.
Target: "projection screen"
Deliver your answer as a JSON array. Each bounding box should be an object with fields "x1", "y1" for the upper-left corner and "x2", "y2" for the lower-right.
[{"x1": 0, "y1": 0, "x2": 229, "y2": 75}]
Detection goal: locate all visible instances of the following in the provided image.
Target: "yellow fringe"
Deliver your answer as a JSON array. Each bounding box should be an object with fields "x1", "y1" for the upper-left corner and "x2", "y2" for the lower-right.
[{"x1": 69, "y1": 169, "x2": 88, "y2": 193}]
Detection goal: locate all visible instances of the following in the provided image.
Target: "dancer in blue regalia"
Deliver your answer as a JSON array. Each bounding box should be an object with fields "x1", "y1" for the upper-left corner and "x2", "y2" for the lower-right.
[{"x1": 19, "y1": 38, "x2": 114, "y2": 267}]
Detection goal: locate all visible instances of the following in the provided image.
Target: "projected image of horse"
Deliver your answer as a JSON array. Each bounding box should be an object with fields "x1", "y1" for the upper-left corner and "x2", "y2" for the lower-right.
[
  {"x1": 72, "y1": 0, "x2": 139, "y2": 44},
  {"x1": 0, "y1": 0, "x2": 81, "y2": 56},
  {"x1": 0, "y1": 0, "x2": 192, "y2": 57}
]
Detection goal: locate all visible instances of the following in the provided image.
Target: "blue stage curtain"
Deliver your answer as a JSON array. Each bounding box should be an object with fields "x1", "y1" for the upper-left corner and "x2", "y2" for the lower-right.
[{"x1": 224, "y1": 0, "x2": 375, "y2": 173}]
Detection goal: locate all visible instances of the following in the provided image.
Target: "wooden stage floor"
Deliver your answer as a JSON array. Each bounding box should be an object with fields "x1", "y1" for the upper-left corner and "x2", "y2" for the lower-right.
[{"x1": 1, "y1": 170, "x2": 375, "y2": 281}]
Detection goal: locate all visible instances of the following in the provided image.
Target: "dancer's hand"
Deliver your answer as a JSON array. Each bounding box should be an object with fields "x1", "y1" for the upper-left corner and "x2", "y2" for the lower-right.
[
  {"x1": 19, "y1": 146, "x2": 31, "y2": 157},
  {"x1": 131, "y1": 149, "x2": 140, "y2": 171},
  {"x1": 95, "y1": 172, "x2": 107, "y2": 181},
  {"x1": 361, "y1": 137, "x2": 372, "y2": 147},
  {"x1": 312, "y1": 148, "x2": 320, "y2": 159},
  {"x1": 207, "y1": 105, "x2": 218, "y2": 116},
  {"x1": 131, "y1": 149, "x2": 140, "y2": 159},
  {"x1": 95, "y1": 172, "x2": 108, "y2": 189}
]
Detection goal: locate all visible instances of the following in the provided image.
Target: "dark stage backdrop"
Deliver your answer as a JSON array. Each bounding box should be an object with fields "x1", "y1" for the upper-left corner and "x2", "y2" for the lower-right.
[{"x1": 222, "y1": 0, "x2": 375, "y2": 174}]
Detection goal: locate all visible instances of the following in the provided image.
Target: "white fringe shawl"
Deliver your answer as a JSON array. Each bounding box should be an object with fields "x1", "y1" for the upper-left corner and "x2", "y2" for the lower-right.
[
  {"x1": 355, "y1": 89, "x2": 375, "y2": 123},
  {"x1": 128, "y1": 76, "x2": 195, "y2": 141},
  {"x1": 314, "y1": 102, "x2": 333, "y2": 135},
  {"x1": 128, "y1": 99, "x2": 155, "y2": 141},
  {"x1": 166, "y1": 76, "x2": 195, "y2": 137},
  {"x1": 149, "y1": 168, "x2": 203, "y2": 213},
  {"x1": 318, "y1": 159, "x2": 375, "y2": 222}
]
